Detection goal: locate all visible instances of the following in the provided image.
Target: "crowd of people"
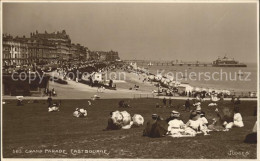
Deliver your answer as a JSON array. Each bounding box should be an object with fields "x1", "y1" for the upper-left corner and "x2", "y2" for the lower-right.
[
  {"x1": 143, "y1": 105, "x2": 245, "y2": 138},
  {"x1": 12, "y1": 94, "x2": 256, "y2": 144},
  {"x1": 126, "y1": 63, "x2": 257, "y2": 99}
]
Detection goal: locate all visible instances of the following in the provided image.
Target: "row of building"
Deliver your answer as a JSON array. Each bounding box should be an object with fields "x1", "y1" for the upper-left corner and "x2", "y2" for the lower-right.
[{"x1": 2, "y1": 30, "x2": 120, "y2": 66}]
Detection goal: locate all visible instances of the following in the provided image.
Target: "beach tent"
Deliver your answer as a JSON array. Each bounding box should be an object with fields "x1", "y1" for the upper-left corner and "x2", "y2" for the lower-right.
[
  {"x1": 201, "y1": 88, "x2": 207, "y2": 92},
  {"x1": 155, "y1": 74, "x2": 162, "y2": 81},
  {"x1": 195, "y1": 87, "x2": 201, "y2": 92},
  {"x1": 215, "y1": 89, "x2": 222, "y2": 94},
  {"x1": 208, "y1": 88, "x2": 214, "y2": 93},
  {"x1": 175, "y1": 81, "x2": 181, "y2": 86},
  {"x1": 161, "y1": 78, "x2": 166, "y2": 83},
  {"x1": 148, "y1": 75, "x2": 155, "y2": 80},
  {"x1": 222, "y1": 90, "x2": 231, "y2": 95},
  {"x1": 165, "y1": 78, "x2": 171, "y2": 83},
  {"x1": 178, "y1": 84, "x2": 193, "y2": 93}
]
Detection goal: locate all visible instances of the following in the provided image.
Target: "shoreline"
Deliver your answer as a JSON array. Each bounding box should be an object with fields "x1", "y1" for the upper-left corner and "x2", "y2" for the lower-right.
[{"x1": 129, "y1": 62, "x2": 257, "y2": 93}]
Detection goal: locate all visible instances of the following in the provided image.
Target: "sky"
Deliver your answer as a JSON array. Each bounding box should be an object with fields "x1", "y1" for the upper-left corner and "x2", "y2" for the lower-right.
[{"x1": 2, "y1": 2, "x2": 258, "y2": 63}]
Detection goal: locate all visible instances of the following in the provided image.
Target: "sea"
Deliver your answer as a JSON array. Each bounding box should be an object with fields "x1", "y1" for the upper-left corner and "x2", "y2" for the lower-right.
[{"x1": 136, "y1": 62, "x2": 258, "y2": 93}]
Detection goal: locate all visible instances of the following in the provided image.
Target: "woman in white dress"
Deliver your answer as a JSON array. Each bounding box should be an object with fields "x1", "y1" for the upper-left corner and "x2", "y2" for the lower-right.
[
  {"x1": 233, "y1": 107, "x2": 244, "y2": 127},
  {"x1": 168, "y1": 111, "x2": 185, "y2": 137}
]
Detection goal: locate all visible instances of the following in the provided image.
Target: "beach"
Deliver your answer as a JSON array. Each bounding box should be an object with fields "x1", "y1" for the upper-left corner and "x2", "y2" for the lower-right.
[
  {"x1": 2, "y1": 65, "x2": 258, "y2": 100},
  {"x1": 138, "y1": 62, "x2": 257, "y2": 92}
]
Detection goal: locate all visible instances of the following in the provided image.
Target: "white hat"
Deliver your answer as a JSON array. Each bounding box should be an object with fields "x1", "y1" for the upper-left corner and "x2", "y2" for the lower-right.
[
  {"x1": 196, "y1": 106, "x2": 202, "y2": 111},
  {"x1": 171, "y1": 110, "x2": 180, "y2": 117}
]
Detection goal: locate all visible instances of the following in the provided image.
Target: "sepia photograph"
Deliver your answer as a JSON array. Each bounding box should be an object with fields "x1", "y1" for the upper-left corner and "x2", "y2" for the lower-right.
[{"x1": 1, "y1": 0, "x2": 259, "y2": 160}]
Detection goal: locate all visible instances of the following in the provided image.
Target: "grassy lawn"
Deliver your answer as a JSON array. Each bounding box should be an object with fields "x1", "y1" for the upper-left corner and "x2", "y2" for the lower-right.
[{"x1": 2, "y1": 98, "x2": 257, "y2": 159}]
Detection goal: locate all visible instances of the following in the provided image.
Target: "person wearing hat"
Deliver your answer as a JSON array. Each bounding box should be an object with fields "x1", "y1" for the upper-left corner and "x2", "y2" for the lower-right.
[
  {"x1": 199, "y1": 111, "x2": 209, "y2": 133},
  {"x1": 166, "y1": 110, "x2": 182, "y2": 123},
  {"x1": 143, "y1": 114, "x2": 168, "y2": 138},
  {"x1": 185, "y1": 111, "x2": 209, "y2": 136},
  {"x1": 167, "y1": 111, "x2": 185, "y2": 136},
  {"x1": 105, "y1": 111, "x2": 123, "y2": 130},
  {"x1": 199, "y1": 112, "x2": 208, "y2": 126}
]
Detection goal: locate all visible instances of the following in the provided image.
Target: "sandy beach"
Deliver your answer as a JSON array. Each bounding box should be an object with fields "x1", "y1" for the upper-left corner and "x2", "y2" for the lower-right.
[{"x1": 3, "y1": 69, "x2": 257, "y2": 100}]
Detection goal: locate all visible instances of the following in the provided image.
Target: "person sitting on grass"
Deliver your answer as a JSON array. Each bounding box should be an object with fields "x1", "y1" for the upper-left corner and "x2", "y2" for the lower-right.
[
  {"x1": 167, "y1": 111, "x2": 185, "y2": 137},
  {"x1": 199, "y1": 111, "x2": 209, "y2": 132},
  {"x1": 244, "y1": 121, "x2": 257, "y2": 144},
  {"x1": 166, "y1": 110, "x2": 183, "y2": 123},
  {"x1": 233, "y1": 106, "x2": 244, "y2": 127},
  {"x1": 143, "y1": 114, "x2": 168, "y2": 138},
  {"x1": 209, "y1": 108, "x2": 232, "y2": 131},
  {"x1": 221, "y1": 107, "x2": 235, "y2": 131},
  {"x1": 105, "y1": 111, "x2": 133, "y2": 130},
  {"x1": 185, "y1": 111, "x2": 209, "y2": 136},
  {"x1": 118, "y1": 100, "x2": 130, "y2": 108},
  {"x1": 106, "y1": 111, "x2": 122, "y2": 130}
]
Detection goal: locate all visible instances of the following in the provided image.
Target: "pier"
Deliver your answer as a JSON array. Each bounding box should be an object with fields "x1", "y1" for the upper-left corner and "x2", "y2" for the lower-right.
[{"x1": 124, "y1": 60, "x2": 213, "y2": 67}]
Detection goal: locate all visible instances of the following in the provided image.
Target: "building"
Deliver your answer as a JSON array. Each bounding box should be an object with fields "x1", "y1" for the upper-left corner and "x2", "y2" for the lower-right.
[
  {"x1": 30, "y1": 30, "x2": 71, "y2": 61},
  {"x1": 2, "y1": 30, "x2": 120, "y2": 66},
  {"x1": 70, "y1": 43, "x2": 89, "y2": 61},
  {"x1": 3, "y1": 35, "x2": 29, "y2": 66},
  {"x1": 89, "y1": 51, "x2": 99, "y2": 61},
  {"x1": 98, "y1": 50, "x2": 120, "y2": 61}
]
